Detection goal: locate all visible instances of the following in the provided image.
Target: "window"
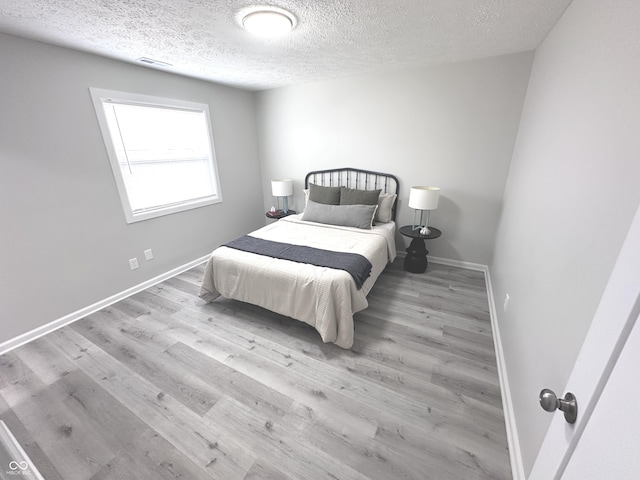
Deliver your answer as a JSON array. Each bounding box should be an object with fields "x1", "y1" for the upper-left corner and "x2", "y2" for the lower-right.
[{"x1": 90, "y1": 88, "x2": 222, "y2": 223}]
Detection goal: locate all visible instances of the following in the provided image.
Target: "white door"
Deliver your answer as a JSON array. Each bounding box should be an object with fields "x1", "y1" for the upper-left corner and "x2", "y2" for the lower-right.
[
  {"x1": 529, "y1": 202, "x2": 640, "y2": 479},
  {"x1": 562, "y1": 308, "x2": 640, "y2": 478}
]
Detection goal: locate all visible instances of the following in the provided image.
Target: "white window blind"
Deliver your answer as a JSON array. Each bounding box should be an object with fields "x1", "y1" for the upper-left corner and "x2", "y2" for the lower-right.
[{"x1": 90, "y1": 88, "x2": 222, "y2": 223}]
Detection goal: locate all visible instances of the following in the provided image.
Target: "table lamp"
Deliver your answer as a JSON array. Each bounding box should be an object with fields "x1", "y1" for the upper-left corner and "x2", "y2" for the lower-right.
[
  {"x1": 271, "y1": 179, "x2": 293, "y2": 213},
  {"x1": 408, "y1": 186, "x2": 440, "y2": 234}
]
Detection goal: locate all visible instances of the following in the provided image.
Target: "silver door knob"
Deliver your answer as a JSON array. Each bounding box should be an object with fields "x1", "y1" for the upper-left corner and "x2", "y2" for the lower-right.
[{"x1": 539, "y1": 388, "x2": 578, "y2": 424}]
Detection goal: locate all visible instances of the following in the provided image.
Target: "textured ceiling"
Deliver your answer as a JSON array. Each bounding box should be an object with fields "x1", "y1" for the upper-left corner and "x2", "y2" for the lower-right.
[{"x1": 0, "y1": 0, "x2": 572, "y2": 91}]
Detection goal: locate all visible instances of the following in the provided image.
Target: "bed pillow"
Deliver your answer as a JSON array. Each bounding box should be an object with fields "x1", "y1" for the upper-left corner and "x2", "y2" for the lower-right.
[
  {"x1": 375, "y1": 193, "x2": 397, "y2": 223},
  {"x1": 302, "y1": 200, "x2": 377, "y2": 229},
  {"x1": 339, "y1": 186, "x2": 382, "y2": 206},
  {"x1": 308, "y1": 183, "x2": 341, "y2": 205}
]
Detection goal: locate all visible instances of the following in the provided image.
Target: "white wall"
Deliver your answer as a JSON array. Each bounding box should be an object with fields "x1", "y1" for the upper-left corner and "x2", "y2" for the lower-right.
[
  {"x1": 490, "y1": 0, "x2": 640, "y2": 474},
  {"x1": 0, "y1": 33, "x2": 264, "y2": 345},
  {"x1": 254, "y1": 52, "x2": 533, "y2": 265}
]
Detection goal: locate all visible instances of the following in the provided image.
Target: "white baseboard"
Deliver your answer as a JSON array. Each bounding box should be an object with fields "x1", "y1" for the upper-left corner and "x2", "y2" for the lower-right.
[
  {"x1": 395, "y1": 250, "x2": 488, "y2": 272},
  {"x1": 396, "y1": 250, "x2": 525, "y2": 479},
  {"x1": 483, "y1": 268, "x2": 525, "y2": 480},
  {"x1": 427, "y1": 255, "x2": 488, "y2": 272},
  {"x1": 0, "y1": 255, "x2": 210, "y2": 355}
]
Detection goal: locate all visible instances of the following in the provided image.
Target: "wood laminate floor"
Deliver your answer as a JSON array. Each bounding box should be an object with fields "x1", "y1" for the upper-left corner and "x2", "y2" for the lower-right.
[{"x1": 0, "y1": 258, "x2": 511, "y2": 480}]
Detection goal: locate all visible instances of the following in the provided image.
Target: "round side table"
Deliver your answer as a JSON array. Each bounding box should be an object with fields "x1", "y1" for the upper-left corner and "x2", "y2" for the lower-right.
[
  {"x1": 399, "y1": 225, "x2": 442, "y2": 273},
  {"x1": 266, "y1": 210, "x2": 296, "y2": 220}
]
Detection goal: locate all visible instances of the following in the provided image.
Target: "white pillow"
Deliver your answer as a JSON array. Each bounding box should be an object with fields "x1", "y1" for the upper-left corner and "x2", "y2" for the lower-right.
[{"x1": 375, "y1": 193, "x2": 397, "y2": 223}]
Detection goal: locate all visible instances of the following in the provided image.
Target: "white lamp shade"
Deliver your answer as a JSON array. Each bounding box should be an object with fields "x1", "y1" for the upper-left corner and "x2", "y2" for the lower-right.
[
  {"x1": 408, "y1": 186, "x2": 440, "y2": 210},
  {"x1": 271, "y1": 179, "x2": 293, "y2": 197}
]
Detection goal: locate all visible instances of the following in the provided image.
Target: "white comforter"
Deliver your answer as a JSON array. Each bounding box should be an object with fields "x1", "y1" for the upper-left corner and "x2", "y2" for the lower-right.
[{"x1": 198, "y1": 214, "x2": 396, "y2": 348}]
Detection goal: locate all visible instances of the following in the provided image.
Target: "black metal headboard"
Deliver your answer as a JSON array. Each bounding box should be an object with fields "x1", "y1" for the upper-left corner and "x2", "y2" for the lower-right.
[{"x1": 305, "y1": 167, "x2": 400, "y2": 221}]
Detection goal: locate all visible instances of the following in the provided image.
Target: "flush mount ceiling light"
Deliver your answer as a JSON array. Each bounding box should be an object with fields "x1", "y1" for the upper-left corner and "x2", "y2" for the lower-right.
[{"x1": 241, "y1": 7, "x2": 295, "y2": 38}]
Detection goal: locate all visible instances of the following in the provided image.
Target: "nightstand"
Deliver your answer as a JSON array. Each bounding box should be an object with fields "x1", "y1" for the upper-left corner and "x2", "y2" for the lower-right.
[
  {"x1": 399, "y1": 225, "x2": 442, "y2": 273},
  {"x1": 266, "y1": 210, "x2": 297, "y2": 220}
]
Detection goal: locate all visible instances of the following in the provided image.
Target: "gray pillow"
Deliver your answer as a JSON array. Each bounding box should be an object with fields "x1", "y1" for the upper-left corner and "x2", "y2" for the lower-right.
[
  {"x1": 339, "y1": 186, "x2": 381, "y2": 205},
  {"x1": 309, "y1": 183, "x2": 341, "y2": 205},
  {"x1": 302, "y1": 200, "x2": 378, "y2": 229}
]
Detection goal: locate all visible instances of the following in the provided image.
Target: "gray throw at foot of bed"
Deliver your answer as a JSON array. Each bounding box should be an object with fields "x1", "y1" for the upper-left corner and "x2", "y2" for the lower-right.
[{"x1": 224, "y1": 235, "x2": 372, "y2": 289}]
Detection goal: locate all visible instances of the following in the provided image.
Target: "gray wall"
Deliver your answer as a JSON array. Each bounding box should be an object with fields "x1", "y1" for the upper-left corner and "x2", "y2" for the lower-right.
[
  {"x1": 0, "y1": 33, "x2": 264, "y2": 345},
  {"x1": 491, "y1": 0, "x2": 640, "y2": 473},
  {"x1": 254, "y1": 52, "x2": 534, "y2": 265}
]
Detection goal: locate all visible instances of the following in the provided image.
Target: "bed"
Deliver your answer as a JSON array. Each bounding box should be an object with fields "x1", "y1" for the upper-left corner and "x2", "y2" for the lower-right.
[{"x1": 198, "y1": 167, "x2": 399, "y2": 348}]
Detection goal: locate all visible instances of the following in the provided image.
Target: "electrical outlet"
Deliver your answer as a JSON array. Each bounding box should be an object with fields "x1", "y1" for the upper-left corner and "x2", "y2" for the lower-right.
[
  {"x1": 503, "y1": 293, "x2": 510, "y2": 312},
  {"x1": 129, "y1": 257, "x2": 139, "y2": 270},
  {"x1": 144, "y1": 249, "x2": 154, "y2": 261}
]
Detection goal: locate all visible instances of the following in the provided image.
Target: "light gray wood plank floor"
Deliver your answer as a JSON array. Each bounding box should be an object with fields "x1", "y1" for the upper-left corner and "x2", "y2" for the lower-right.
[{"x1": 0, "y1": 258, "x2": 511, "y2": 479}]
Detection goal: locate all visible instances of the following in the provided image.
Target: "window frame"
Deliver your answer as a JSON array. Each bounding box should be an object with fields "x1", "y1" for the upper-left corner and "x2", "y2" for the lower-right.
[{"x1": 89, "y1": 87, "x2": 223, "y2": 224}]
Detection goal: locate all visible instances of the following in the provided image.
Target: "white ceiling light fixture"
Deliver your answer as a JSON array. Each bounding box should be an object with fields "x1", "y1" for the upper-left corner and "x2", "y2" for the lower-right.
[{"x1": 241, "y1": 7, "x2": 296, "y2": 38}]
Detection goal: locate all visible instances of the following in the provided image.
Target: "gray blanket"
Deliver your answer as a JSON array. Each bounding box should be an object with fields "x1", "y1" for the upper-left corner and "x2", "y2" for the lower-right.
[{"x1": 224, "y1": 235, "x2": 372, "y2": 289}]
